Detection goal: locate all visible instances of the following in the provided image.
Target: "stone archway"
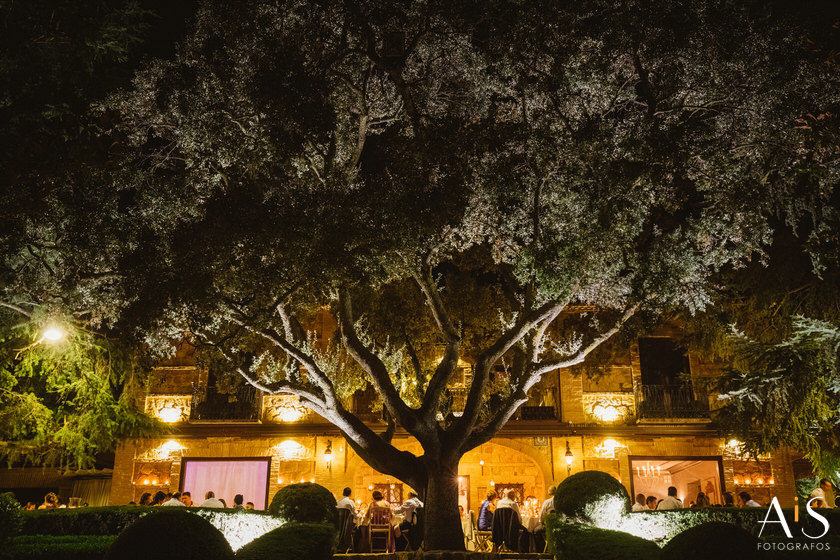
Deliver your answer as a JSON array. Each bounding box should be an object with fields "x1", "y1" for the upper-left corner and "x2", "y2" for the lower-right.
[{"x1": 346, "y1": 437, "x2": 550, "y2": 516}]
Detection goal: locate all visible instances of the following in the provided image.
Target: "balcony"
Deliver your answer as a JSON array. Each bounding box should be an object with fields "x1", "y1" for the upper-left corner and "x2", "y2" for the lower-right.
[
  {"x1": 190, "y1": 383, "x2": 261, "y2": 422},
  {"x1": 634, "y1": 384, "x2": 710, "y2": 419}
]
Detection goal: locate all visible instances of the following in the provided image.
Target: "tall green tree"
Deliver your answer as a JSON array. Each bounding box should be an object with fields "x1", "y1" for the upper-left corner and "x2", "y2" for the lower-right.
[{"x1": 3, "y1": 0, "x2": 838, "y2": 547}]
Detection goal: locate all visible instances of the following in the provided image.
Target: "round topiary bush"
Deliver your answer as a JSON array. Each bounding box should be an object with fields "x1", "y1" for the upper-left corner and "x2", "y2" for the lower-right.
[
  {"x1": 235, "y1": 522, "x2": 335, "y2": 560},
  {"x1": 268, "y1": 483, "x2": 337, "y2": 527},
  {"x1": 105, "y1": 508, "x2": 233, "y2": 560},
  {"x1": 546, "y1": 520, "x2": 662, "y2": 560},
  {"x1": 661, "y1": 521, "x2": 758, "y2": 560},
  {"x1": 0, "y1": 492, "x2": 21, "y2": 544},
  {"x1": 554, "y1": 470, "x2": 631, "y2": 529}
]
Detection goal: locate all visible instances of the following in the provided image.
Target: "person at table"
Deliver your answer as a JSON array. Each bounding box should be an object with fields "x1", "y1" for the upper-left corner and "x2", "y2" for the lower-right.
[
  {"x1": 645, "y1": 495, "x2": 657, "y2": 511},
  {"x1": 162, "y1": 492, "x2": 186, "y2": 506},
  {"x1": 394, "y1": 491, "x2": 424, "y2": 530},
  {"x1": 180, "y1": 492, "x2": 193, "y2": 507},
  {"x1": 151, "y1": 491, "x2": 167, "y2": 506},
  {"x1": 364, "y1": 490, "x2": 390, "y2": 522},
  {"x1": 810, "y1": 478, "x2": 835, "y2": 508},
  {"x1": 336, "y1": 487, "x2": 357, "y2": 515},
  {"x1": 477, "y1": 490, "x2": 497, "y2": 531},
  {"x1": 232, "y1": 494, "x2": 245, "y2": 511},
  {"x1": 632, "y1": 493, "x2": 648, "y2": 511},
  {"x1": 539, "y1": 486, "x2": 556, "y2": 523},
  {"x1": 138, "y1": 492, "x2": 152, "y2": 506},
  {"x1": 657, "y1": 487, "x2": 683, "y2": 510},
  {"x1": 691, "y1": 492, "x2": 710, "y2": 509},
  {"x1": 738, "y1": 491, "x2": 761, "y2": 508},
  {"x1": 200, "y1": 490, "x2": 225, "y2": 508},
  {"x1": 495, "y1": 490, "x2": 520, "y2": 515}
]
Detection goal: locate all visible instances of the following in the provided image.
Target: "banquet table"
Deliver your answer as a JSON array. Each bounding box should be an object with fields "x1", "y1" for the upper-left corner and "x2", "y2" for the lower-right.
[{"x1": 353, "y1": 513, "x2": 404, "y2": 553}]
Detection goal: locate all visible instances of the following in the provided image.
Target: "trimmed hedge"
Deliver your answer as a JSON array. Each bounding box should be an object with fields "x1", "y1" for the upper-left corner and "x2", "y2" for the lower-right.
[
  {"x1": 554, "y1": 470, "x2": 630, "y2": 528},
  {"x1": 268, "y1": 483, "x2": 337, "y2": 528},
  {"x1": 0, "y1": 492, "x2": 21, "y2": 543},
  {"x1": 546, "y1": 516, "x2": 661, "y2": 560},
  {"x1": 19, "y1": 506, "x2": 146, "y2": 536},
  {"x1": 621, "y1": 507, "x2": 840, "y2": 543},
  {"x1": 661, "y1": 522, "x2": 758, "y2": 560},
  {"x1": 0, "y1": 535, "x2": 116, "y2": 560},
  {"x1": 235, "y1": 522, "x2": 335, "y2": 560},
  {"x1": 105, "y1": 508, "x2": 234, "y2": 560}
]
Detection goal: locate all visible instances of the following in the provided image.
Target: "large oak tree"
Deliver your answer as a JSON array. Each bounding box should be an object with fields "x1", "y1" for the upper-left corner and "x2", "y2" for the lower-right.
[{"x1": 3, "y1": 0, "x2": 838, "y2": 548}]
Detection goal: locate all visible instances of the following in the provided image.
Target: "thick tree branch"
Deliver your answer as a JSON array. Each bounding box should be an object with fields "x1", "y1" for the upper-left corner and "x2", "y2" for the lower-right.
[
  {"x1": 0, "y1": 302, "x2": 33, "y2": 318},
  {"x1": 451, "y1": 298, "x2": 570, "y2": 441},
  {"x1": 337, "y1": 288, "x2": 423, "y2": 436},
  {"x1": 532, "y1": 303, "x2": 640, "y2": 375}
]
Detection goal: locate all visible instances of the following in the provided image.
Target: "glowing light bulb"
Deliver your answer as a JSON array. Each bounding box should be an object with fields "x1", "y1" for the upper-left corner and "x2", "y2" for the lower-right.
[
  {"x1": 43, "y1": 327, "x2": 64, "y2": 341},
  {"x1": 310, "y1": 478, "x2": 315, "y2": 483},
  {"x1": 278, "y1": 478, "x2": 283, "y2": 484},
  {"x1": 368, "y1": 485, "x2": 373, "y2": 491},
  {"x1": 490, "y1": 480, "x2": 495, "y2": 486},
  {"x1": 479, "y1": 460, "x2": 485, "y2": 466}
]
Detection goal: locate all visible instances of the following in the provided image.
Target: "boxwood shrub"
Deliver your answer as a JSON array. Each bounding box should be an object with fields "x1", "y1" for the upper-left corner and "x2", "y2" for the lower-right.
[
  {"x1": 554, "y1": 470, "x2": 631, "y2": 528},
  {"x1": 0, "y1": 535, "x2": 116, "y2": 560},
  {"x1": 546, "y1": 515, "x2": 661, "y2": 560},
  {"x1": 105, "y1": 508, "x2": 234, "y2": 560},
  {"x1": 268, "y1": 483, "x2": 337, "y2": 528},
  {"x1": 19, "y1": 506, "x2": 146, "y2": 536},
  {"x1": 235, "y1": 522, "x2": 335, "y2": 560},
  {"x1": 621, "y1": 508, "x2": 840, "y2": 544},
  {"x1": 0, "y1": 492, "x2": 21, "y2": 544},
  {"x1": 661, "y1": 522, "x2": 758, "y2": 560}
]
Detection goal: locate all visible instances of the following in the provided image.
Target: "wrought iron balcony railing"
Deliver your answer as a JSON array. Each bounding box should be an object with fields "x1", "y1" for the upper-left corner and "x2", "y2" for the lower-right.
[{"x1": 634, "y1": 383, "x2": 710, "y2": 419}]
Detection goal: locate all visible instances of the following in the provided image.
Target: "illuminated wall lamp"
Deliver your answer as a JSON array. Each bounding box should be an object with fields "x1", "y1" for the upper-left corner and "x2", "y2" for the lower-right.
[
  {"x1": 565, "y1": 441, "x2": 574, "y2": 476},
  {"x1": 323, "y1": 440, "x2": 333, "y2": 473}
]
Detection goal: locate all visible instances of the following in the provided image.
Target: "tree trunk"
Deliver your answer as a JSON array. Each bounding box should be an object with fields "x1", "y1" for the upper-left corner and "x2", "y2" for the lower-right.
[{"x1": 422, "y1": 458, "x2": 465, "y2": 551}]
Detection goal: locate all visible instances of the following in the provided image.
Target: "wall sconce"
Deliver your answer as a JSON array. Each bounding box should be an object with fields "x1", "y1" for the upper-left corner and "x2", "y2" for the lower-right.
[
  {"x1": 565, "y1": 441, "x2": 574, "y2": 476},
  {"x1": 323, "y1": 440, "x2": 333, "y2": 473},
  {"x1": 479, "y1": 459, "x2": 485, "y2": 476}
]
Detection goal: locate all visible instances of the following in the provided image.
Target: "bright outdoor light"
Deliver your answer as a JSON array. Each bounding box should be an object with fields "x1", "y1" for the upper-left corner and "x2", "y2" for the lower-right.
[
  {"x1": 43, "y1": 327, "x2": 64, "y2": 341},
  {"x1": 565, "y1": 440, "x2": 574, "y2": 475},
  {"x1": 158, "y1": 407, "x2": 182, "y2": 423}
]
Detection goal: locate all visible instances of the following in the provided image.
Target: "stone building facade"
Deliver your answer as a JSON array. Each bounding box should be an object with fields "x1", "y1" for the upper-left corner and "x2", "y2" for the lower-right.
[{"x1": 108, "y1": 326, "x2": 798, "y2": 514}]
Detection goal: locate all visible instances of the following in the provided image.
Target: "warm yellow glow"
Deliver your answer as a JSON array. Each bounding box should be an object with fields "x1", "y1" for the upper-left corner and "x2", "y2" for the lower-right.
[
  {"x1": 323, "y1": 452, "x2": 333, "y2": 462},
  {"x1": 727, "y1": 439, "x2": 742, "y2": 448},
  {"x1": 310, "y1": 478, "x2": 315, "y2": 483},
  {"x1": 143, "y1": 479, "x2": 150, "y2": 485},
  {"x1": 276, "y1": 440, "x2": 306, "y2": 460},
  {"x1": 479, "y1": 460, "x2": 484, "y2": 466},
  {"x1": 593, "y1": 404, "x2": 620, "y2": 422},
  {"x1": 368, "y1": 485, "x2": 373, "y2": 491},
  {"x1": 43, "y1": 327, "x2": 64, "y2": 341},
  {"x1": 490, "y1": 480, "x2": 495, "y2": 486},
  {"x1": 458, "y1": 477, "x2": 463, "y2": 483},
  {"x1": 278, "y1": 478, "x2": 283, "y2": 484},
  {"x1": 594, "y1": 438, "x2": 624, "y2": 457},
  {"x1": 158, "y1": 407, "x2": 182, "y2": 423},
  {"x1": 768, "y1": 477, "x2": 774, "y2": 485},
  {"x1": 300, "y1": 478, "x2": 305, "y2": 483},
  {"x1": 757, "y1": 477, "x2": 764, "y2": 485},
  {"x1": 160, "y1": 440, "x2": 183, "y2": 454},
  {"x1": 277, "y1": 406, "x2": 305, "y2": 422}
]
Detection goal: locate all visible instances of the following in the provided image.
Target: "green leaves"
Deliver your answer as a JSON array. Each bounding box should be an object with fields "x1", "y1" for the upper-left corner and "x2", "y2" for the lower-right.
[{"x1": 0, "y1": 311, "x2": 159, "y2": 468}]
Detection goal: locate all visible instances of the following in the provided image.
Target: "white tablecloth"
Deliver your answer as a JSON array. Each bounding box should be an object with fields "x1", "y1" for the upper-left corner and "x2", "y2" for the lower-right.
[{"x1": 521, "y1": 515, "x2": 540, "y2": 532}]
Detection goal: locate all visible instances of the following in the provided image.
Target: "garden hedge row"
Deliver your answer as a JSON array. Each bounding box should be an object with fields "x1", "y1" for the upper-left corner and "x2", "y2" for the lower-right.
[
  {"x1": 622, "y1": 507, "x2": 840, "y2": 543},
  {"x1": 0, "y1": 535, "x2": 116, "y2": 560},
  {"x1": 235, "y1": 522, "x2": 335, "y2": 560},
  {"x1": 546, "y1": 517, "x2": 662, "y2": 560}
]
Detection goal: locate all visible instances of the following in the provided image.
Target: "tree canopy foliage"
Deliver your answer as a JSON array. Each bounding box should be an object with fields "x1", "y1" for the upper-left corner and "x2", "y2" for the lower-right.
[{"x1": 1, "y1": 0, "x2": 839, "y2": 547}]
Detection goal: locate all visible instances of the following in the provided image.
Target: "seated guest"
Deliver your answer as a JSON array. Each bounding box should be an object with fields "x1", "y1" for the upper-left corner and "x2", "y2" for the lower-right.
[
  {"x1": 459, "y1": 505, "x2": 465, "y2": 519},
  {"x1": 738, "y1": 491, "x2": 761, "y2": 508},
  {"x1": 692, "y1": 492, "x2": 710, "y2": 509},
  {"x1": 233, "y1": 494, "x2": 245, "y2": 511},
  {"x1": 632, "y1": 493, "x2": 648, "y2": 512},
  {"x1": 657, "y1": 487, "x2": 683, "y2": 510},
  {"x1": 38, "y1": 492, "x2": 58, "y2": 510},
  {"x1": 495, "y1": 490, "x2": 520, "y2": 515},
  {"x1": 219, "y1": 498, "x2": 227, "y2": 507},
  {"x1": 723, "y1": 492, "x2": 735, "y2": 506},
  {"x1": 539, "y1": 487, "x2": 556, "y2": 524},
  {"x1": 364, "y1": 490, "x2": 390, "y2": 523},
  {"x1": 245, "y1": 502, "x2": 254, "y2": 510},
  {"x1": 336, "y1": 487, "x2": 356, "y2": 515},
  {"x1": 180, "y1": 492, "x2": 193, "y2": 507},
  {"x1": 395, "y1": 491, "x2": 424, "y2": 525},
  {"x1": 162, "y1": 492, "x2": 186, "y2": 506},
  {"x1": 139, "y1": 492, "x2": 153, "y2": 506},
  {"x1": 645, "y1": 495, "x2": 657, "y2": 511},
  {"x1": 152, "y1": 491, "x2": 167, "y2": 506},
  {"x1": 810, "y1": 479, "x2": 834, "y2": 508},
  {"x1": 477, "y1": 491, "x2": 497, "y2": 531},
  {"x1": 200, "y1": 491, "x2": 225, "y2": 508}
]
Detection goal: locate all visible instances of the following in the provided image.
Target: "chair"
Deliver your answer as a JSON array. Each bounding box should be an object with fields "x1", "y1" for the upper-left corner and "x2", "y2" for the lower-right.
[
  {"x1": 404, "y1": 507, "x2": 424, "y2": 551},
  {"x1": 470, "y1": 510, "x2": 492, "y2": 552},
  {"x1": 336, "y1": 507, "x2": 355, "y2": 553},
  {"x1": 491, "y1": 507, "x2": 523, "y2": 552},
  {"x1": 368, "y1": 506, "x2": 392, "y2": 553}
]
